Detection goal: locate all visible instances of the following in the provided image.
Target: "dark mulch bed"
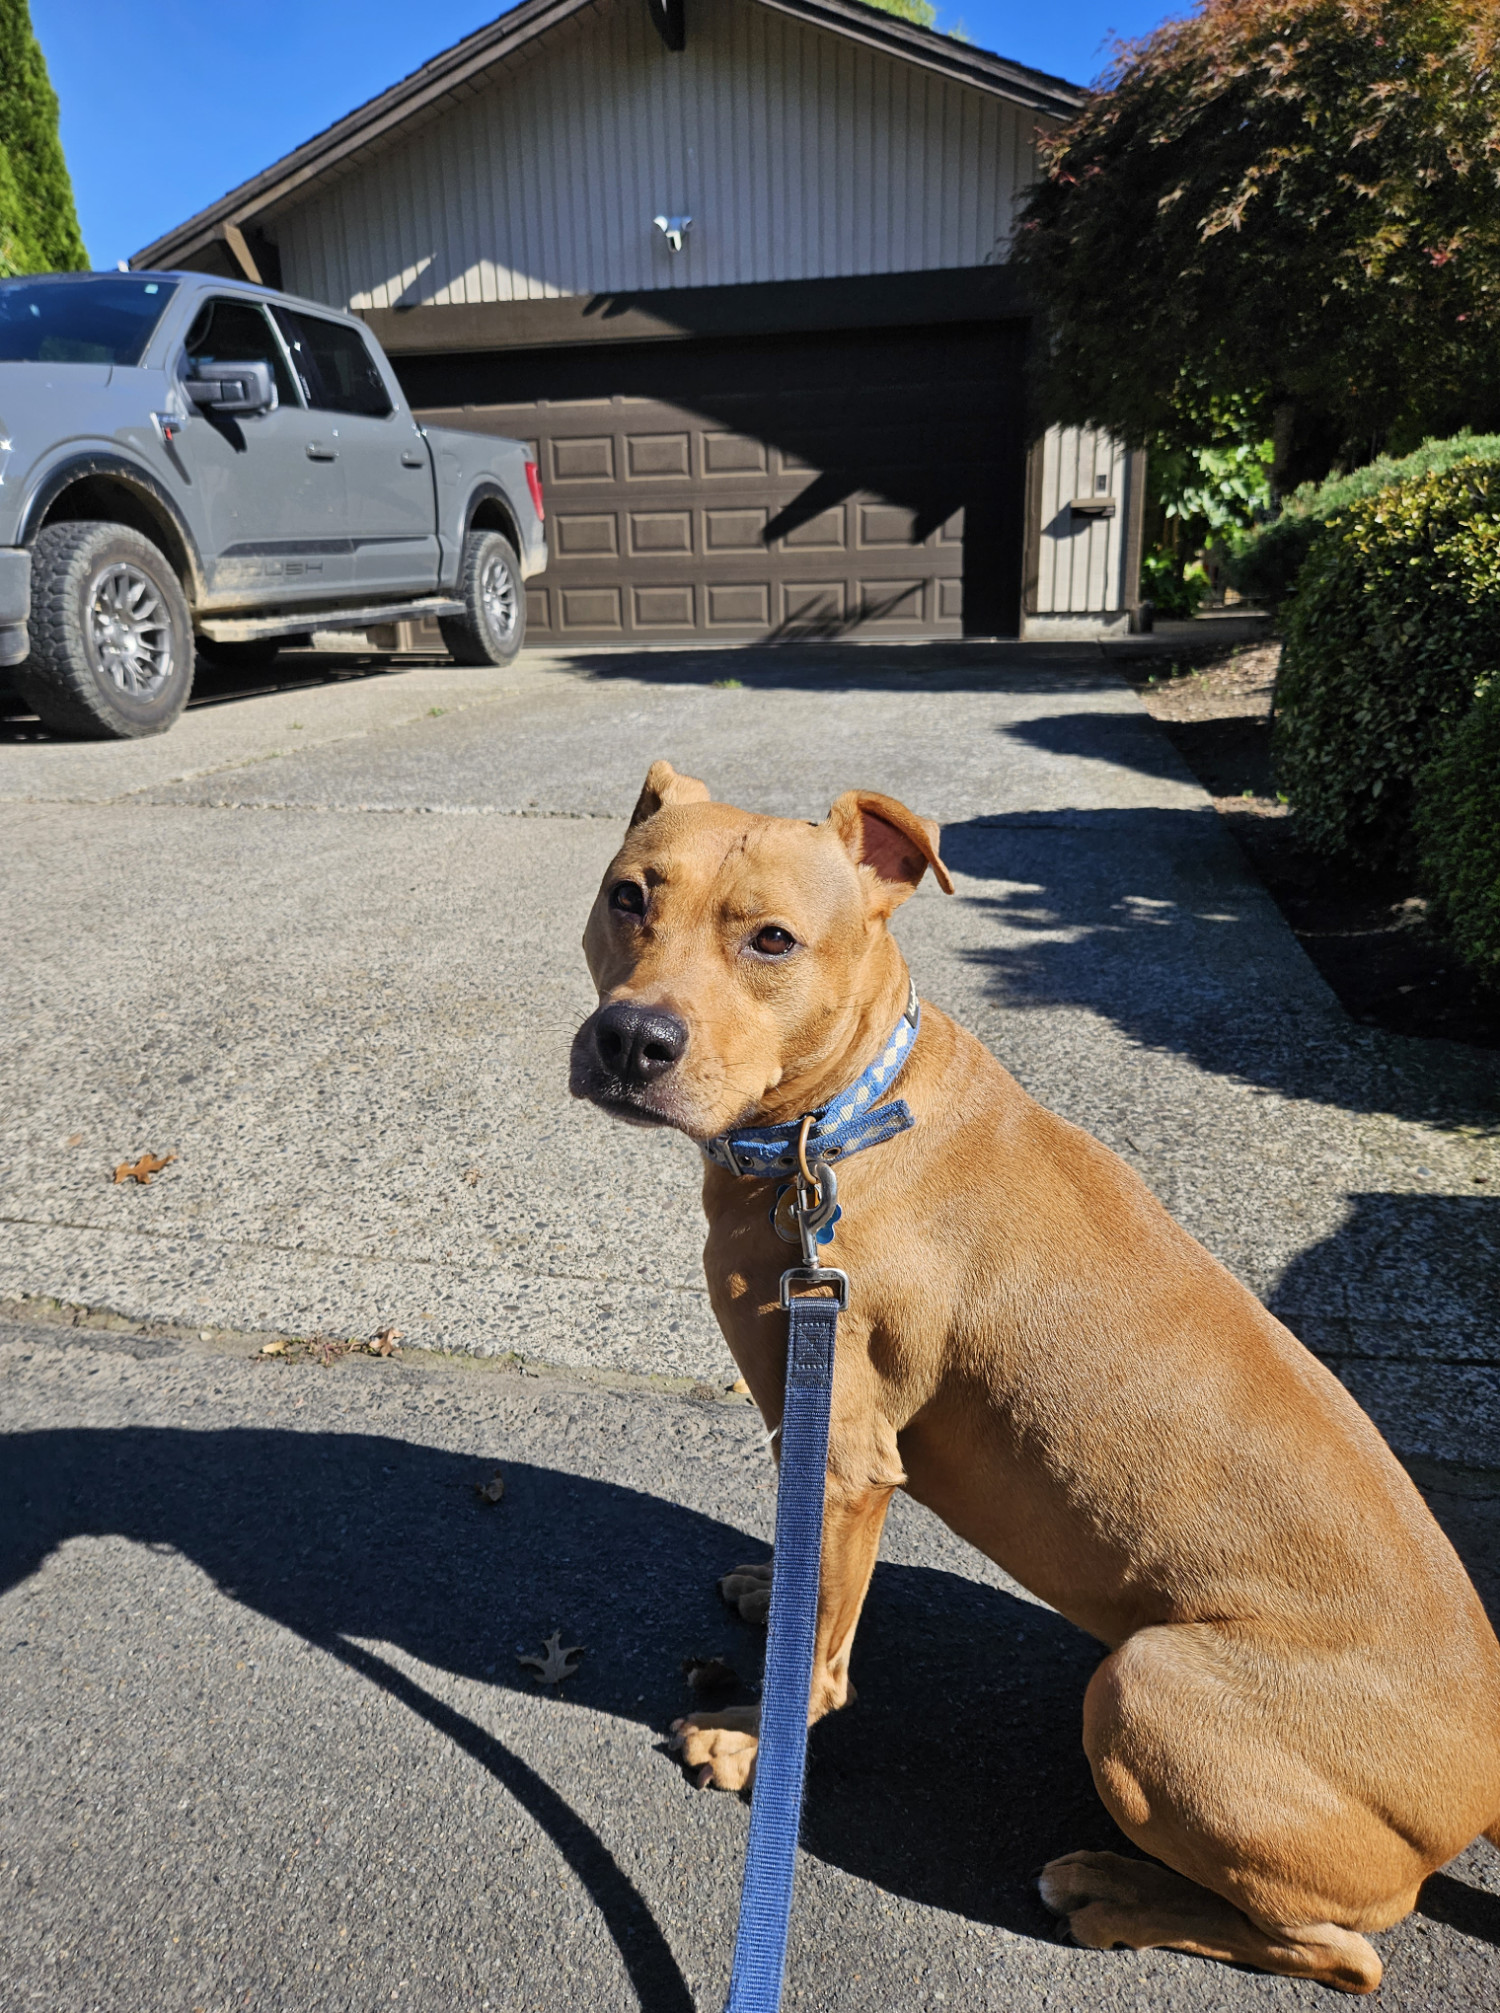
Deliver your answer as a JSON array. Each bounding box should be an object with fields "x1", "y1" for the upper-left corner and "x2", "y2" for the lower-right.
[{"x1": 1119, "y1": 631, "x2": 1500, "y2": 1051}]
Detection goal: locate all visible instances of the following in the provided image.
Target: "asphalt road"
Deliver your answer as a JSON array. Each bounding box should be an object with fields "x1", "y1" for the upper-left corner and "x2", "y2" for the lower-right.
[{"x1": 2, "y1": 640, "x2": 1499, "y2": 2011}]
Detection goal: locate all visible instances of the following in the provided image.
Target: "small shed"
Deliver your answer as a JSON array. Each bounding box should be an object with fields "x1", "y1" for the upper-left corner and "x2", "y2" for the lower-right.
[{"x1": 135, "y1": 0, "x2": 1143, "y2": 642}]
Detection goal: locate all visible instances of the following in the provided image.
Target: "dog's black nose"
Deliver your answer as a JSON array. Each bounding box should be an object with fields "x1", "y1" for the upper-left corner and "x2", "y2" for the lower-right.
[{"x1": 592, "y1": 1002, "x2": 688, "y2": 1085}]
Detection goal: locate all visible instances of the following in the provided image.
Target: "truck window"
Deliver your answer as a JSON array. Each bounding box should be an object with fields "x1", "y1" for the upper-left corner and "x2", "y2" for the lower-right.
[
  {"x1": 0, "y1": 274, "x2": 177, "y2": 365},
  {"x1": 270, "y1": 307, "x2": 394, "y2": 419},
  {"x1": 183, "y1": 298, "x2": 298, "y2": 407}
]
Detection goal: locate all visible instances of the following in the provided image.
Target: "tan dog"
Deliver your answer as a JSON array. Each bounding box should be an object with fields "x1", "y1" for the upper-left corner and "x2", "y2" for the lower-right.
[{"x1": 568, "y1": 760, "x2": 1500, "y2": 1995}]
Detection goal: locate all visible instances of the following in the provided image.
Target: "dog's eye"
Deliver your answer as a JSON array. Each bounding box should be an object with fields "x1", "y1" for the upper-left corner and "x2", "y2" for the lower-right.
[
  {"x1": 609, "y1": 881, "x2": 645, "y2": 917},
  {"x1": 751, "y1": 925, "x2": 796, "y2": 957}
]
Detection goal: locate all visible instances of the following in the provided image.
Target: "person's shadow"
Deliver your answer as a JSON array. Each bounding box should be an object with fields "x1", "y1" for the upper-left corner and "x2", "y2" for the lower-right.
[{"x1": 5, "y1": 1421, "x2": 1498, "y2": 2002}]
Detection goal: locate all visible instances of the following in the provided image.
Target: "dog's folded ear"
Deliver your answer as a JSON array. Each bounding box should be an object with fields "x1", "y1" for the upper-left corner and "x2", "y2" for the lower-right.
[
  {"x1": 827, "y1": 790, "x2": 955, "y2": 911},
  {"x1": 629, "y1": 760, "x2": 712, "y2": 827}
]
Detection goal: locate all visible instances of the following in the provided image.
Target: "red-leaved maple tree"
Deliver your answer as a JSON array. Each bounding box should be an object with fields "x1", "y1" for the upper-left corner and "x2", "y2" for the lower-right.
[{"x1": 1014, "y1": 0, "x2": 1500, "y2": 483}]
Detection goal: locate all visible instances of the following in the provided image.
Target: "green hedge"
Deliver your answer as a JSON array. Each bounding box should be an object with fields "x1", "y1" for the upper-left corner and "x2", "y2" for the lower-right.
[
  {"x1": 1228, "y1": 433, "x2": 1500, "y2": 607},
  {"x1": 1413, "y1": 679, "x2": 1500, "y2": 986},
  {"x1": 1273, "y1": 457, "x2": 1500, "y2": 867}
]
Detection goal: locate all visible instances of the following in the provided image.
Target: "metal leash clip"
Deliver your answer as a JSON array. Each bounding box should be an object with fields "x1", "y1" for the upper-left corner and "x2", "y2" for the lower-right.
[{"x1": 778, "y1": 1114, "x2": 850, "y2": 1309}]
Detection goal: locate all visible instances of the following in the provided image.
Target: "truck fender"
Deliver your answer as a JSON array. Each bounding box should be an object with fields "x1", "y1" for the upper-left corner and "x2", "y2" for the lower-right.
[
  {"x1": 18, "y1": 450, "x2": 207, "y2": 606},
  {"x1": 462, "y1": 480, "x2": 523, "y2": 557}
]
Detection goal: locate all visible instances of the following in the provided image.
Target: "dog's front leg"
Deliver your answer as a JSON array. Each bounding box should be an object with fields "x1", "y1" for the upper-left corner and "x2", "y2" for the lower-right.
[{"x1": 672, "y1": 1473, "x2": 897, "y2": 1792}]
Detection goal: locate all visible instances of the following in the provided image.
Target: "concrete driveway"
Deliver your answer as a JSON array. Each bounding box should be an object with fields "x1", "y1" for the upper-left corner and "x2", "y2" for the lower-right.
[{"x1": 2, "y1": 642, "x2": 1498, "y2": 2011}]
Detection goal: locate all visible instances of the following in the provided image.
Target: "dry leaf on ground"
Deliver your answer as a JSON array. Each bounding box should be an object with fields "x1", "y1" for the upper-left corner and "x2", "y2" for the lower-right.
[
  {"x1": 728, "y1": 1376, "x2": 751, "y2": 1396},
  {"x1": 463, "y1": 1168, "x2": 482, "y2": 1186},
  {"x1": 682, "y1": 1656, "x2": 738, "y2": 1695},
  {"x1": 474, "y1": 1470, "x2": 506, "y2": 1504},
  {"x1": 256, "y1": 1330, "x2": 404, "y2": 1366},
  {"x1": 113, "y1": 1151, "x2": 177, "y2": 1186},
  {"x1": 518, "y1": 1632, "x2": 583, "y2": 1684}
]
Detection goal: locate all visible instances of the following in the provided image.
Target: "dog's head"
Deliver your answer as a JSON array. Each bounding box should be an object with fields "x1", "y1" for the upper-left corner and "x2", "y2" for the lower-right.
[{"x1": 569, "y1": 760, "x2": 953, "y2": 1139}]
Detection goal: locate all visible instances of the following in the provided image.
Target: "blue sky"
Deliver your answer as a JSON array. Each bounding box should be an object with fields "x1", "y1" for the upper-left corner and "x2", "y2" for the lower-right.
[{"x1": 35, "y1": 0, "x2": 1182, "y2": 271}]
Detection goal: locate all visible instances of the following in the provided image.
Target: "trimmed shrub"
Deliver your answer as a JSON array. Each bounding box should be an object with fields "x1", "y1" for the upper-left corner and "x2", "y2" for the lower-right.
[
  {"x1": 1141, "y1": 548, "x2": 1209, "y2": 618},
  {"x1": 1414, "y1": 679, "x2": 1500, "y2": 986},
  {"x1": 1227, "y1": 433, "x2": 1500, "y2": 607},
  {"x1": 1273, "y1": 458, "x2": 1500, "y2": 867}
]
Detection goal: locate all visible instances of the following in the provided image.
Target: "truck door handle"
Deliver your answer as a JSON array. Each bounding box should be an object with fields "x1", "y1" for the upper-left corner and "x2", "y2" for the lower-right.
[
  {"x1": 400, "y1": 451, "x2": 425, "y2": 468},
  {"x1": 306, "y1": 441, "x2": 338, "y2": 461}
]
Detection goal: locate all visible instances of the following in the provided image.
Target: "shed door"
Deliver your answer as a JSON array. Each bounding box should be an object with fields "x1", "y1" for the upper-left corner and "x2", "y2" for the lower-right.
[{"x1": 401, "y1": 321, "x2": 1028, "y2": 643}]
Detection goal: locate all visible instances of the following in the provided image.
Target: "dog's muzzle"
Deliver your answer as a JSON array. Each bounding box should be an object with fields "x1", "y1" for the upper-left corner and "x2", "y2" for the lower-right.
[{"x1": 569, "y1": 1000, "x2": 688, "y2": 1122}]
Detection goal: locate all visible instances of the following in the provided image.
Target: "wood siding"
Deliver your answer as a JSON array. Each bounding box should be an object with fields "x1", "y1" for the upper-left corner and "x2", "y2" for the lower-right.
[
  {"x1": 1033, "y1": 425, "x2": 1132, "y2": 615},
  {"x1": 271, "y1": 0, "x2": 1046, "y2": 312}
]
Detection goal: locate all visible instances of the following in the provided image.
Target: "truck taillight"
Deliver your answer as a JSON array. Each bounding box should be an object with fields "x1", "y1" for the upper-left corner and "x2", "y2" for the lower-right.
[{"x1": 525, "y1": 460, "x2": 545, "y2": 521}]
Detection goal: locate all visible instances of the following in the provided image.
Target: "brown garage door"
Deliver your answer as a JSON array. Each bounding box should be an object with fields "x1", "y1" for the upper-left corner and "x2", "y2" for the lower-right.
[{"x1": 399, "y1": 320, "x2": 1028, "y2": 643}]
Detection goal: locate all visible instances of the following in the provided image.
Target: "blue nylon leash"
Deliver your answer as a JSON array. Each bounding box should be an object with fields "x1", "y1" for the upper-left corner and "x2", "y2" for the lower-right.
[
  {"x1": 723, "y1": 1275, "x2": 842, "y2": 2013},
  {"x1": 706, "y1": 985, "x2": 922, "y2": 2013}
]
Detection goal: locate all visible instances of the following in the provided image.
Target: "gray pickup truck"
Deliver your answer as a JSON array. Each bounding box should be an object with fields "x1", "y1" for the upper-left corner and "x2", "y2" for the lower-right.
[{"x1": 0, "y1": 270, "x2": 546, "y2": 737}]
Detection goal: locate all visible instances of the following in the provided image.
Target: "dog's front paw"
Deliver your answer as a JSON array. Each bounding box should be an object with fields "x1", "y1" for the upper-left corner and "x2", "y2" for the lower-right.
[
  {"x1": 719, "y1": 1560, "x2": 772, "y2": 1624},
  {"x1": 671, "y1": 1707, "x2": 760, "y2": 1791}
]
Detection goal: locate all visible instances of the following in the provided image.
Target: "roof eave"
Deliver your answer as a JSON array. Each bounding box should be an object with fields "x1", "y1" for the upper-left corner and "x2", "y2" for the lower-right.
[
  {"x1": 756, "y1": 0, "x2": 1084, "y2": 117},
  {"x1": 130, "y1": 0, "x2": 582, "y2": 268}
]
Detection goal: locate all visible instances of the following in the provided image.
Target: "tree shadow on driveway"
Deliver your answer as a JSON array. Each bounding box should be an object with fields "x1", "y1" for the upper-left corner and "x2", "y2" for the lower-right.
[
  {"x1": 0, "y1": 1423, "x2": 1110, "y2": 1993},
  {"x1": 1269, "y1": 1192, "x2": 1500, "y2": 1390},
  {"x1": 5, "y1": 1420, "x2": 1499, "y2": 1991},
  {"x1": 940, "y1": 814, "x2": 1500, "y2": 1131}
]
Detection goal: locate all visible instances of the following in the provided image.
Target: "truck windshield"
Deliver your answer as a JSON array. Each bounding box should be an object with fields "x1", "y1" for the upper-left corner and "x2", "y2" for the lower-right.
[{"x1": 0, "y1": 275, "x2": 178, "y2": 365}]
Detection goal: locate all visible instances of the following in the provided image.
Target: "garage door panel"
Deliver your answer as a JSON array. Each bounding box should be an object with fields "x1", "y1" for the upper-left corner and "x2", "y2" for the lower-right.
[
  {"x1": 626, "y1": 432, "x2": 691, "y2": 478},
  {"x1": 706, "y1": 582, "x2": 771, "y2": 626},
  {"x1": 551, "y1": 436, "x2": 615, "y2": 482},
  {"x1": 558, "y1": 586, "x2": 623, "y2": 630},
  {"x1": 705, "y1": 507, "x2": 769, "y2": 552},
  {"x1": 702, "y1": 432, "x2": 769, "y2": 476},
  {"x1": 554, "y1": 512, "x2": 619, "y2": 556},
  {"x1": 403, "y1": 320, "x2": 1026, "y2": 640},
  {"x1": 633, "y1": 585, "x2": 696, "y2": 628},
  {"x1": 780, "y1": 580, "x2": 845, "y2": 625},
  {"x1": 857, "y1": 503, "x2": 923, "y2": 548},
  {"x1": 781, "y1": 507, "x2": 846, "y2": 551},
  {"x1": 857, "y1": 580, "x2": 928, "y2": 624},
  {"x1": 628, "y1": 511, "x2": 694, "y2": 556}
]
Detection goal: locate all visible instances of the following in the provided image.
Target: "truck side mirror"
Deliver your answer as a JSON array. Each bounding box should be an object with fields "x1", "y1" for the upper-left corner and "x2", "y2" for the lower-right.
[{"x1": 183, "y1": 360, "x2": 277, "y2": 416}]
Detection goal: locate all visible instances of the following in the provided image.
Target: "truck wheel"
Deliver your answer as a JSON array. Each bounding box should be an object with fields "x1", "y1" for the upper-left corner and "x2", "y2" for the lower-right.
[
  {"x1": 439, "y1": 530, "x2": 525, "y2": 666},
  {"x1": 13, "y1": 521, "x2": 194, "y2": 738}
]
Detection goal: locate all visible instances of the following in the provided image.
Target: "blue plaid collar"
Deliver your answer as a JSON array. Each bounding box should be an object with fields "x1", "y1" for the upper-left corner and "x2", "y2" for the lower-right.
[{"x1": 700, "y1": 980, "x2": 920, "y2": 1179}]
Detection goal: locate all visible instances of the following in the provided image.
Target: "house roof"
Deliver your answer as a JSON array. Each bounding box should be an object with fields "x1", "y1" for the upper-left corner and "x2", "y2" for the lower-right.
[{"x1": 130, "y1": 0, "x2": 1085, "y2": 271}]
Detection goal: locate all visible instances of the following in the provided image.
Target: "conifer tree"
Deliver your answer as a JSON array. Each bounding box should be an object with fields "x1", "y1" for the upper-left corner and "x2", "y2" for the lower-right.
[
  {"x1": 0, "y1": 0, "x2": 87, "y2": 275},
  {"x1": 862, "y1": 0, "x2": 939, "y2": 24}
]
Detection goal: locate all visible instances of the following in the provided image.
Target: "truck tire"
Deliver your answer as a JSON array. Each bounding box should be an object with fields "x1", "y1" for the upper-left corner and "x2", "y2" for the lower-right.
[
  {"x1": 439, "y1": 530, "x2": 525, "y2": 666},
  {"x1": 13, "y1": 521, "x2": 194, "y2": 739}
]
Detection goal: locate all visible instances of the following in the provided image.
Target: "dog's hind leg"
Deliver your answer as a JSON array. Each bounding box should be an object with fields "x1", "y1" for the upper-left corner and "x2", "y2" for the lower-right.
[
  {"x1": 674, "y1": 1479, "x2": 895, "y2": 1790},
  {"x1": 1038, "y1": 1851, "x2": 1383, "y2": 1993},
  {"x1": 1040, "y1": 1622, "x2": 1451, "y2": 1992}
]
